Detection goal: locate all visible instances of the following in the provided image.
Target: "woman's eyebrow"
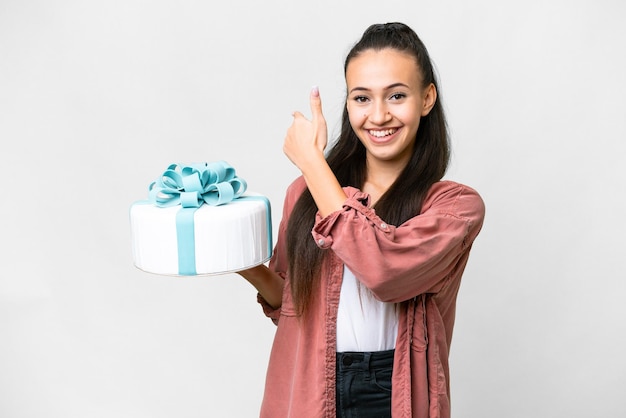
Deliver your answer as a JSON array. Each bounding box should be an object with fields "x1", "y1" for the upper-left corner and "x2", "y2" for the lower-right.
[{"x1": 348, "y1": 82, "x2": 410, "y2": 94}]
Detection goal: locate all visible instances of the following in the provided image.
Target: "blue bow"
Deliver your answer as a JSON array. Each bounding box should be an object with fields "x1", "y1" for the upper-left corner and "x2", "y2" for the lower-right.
[{"x1": 148, "y1": 161, "x2": 247, "y2": 208}]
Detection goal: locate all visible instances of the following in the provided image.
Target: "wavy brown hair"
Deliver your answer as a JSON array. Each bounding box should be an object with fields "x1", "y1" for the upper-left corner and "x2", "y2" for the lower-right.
[{"x1": 286, "y1": 22, "x2": 450, "y2": 316}]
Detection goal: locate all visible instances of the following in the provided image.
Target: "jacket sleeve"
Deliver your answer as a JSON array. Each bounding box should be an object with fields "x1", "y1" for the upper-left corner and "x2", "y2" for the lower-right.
[{"x1": 311, "y1": 181, "x2": 485, "y2": 302}]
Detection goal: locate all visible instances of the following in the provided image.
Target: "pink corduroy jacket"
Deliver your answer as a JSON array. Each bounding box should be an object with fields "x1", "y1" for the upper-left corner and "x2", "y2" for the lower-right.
[{"x1": 257, "y1": 176, "x2": 485, "y2": 418}]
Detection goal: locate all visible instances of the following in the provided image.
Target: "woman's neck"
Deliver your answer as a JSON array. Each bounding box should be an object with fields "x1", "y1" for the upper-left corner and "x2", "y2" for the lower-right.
[{"x1": 363, "y1": 157, "x2": 408, "y2": 204}]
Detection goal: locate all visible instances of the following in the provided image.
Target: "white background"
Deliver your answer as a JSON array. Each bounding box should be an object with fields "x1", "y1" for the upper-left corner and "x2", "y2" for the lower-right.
[{"x1": 1, "y1": 0, "x2": 625, "y2": 417}]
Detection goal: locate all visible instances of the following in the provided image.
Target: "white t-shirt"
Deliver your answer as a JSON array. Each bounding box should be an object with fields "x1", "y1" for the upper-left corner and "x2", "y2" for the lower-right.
[{"x1": 336, "y1": 266, "x2": 399, "y2": 352}]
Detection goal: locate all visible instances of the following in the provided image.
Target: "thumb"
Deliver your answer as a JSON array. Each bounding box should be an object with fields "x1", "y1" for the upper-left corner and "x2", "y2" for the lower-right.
[{"x1": 310, "y1": 86, "x2": 324, "y2": 122}]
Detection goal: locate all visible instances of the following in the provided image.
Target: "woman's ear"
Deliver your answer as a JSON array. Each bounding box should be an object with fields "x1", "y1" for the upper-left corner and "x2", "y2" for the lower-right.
[{"x1": 421, "y1": 83, "x2": 437, "y2": 116}]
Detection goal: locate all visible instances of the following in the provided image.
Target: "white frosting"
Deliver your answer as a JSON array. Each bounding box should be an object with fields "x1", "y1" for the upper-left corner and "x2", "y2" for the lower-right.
[{"x1": 130, "y1": 194, "x2": 271, "y2": 276}]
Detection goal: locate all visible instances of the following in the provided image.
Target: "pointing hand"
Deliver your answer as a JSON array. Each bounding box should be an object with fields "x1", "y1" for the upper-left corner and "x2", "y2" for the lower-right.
[{"x1": 283, "y1": 86, "x2": 328, "y2": 170}]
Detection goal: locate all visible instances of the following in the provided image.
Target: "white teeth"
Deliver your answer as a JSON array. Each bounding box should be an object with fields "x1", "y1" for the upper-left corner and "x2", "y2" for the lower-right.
[{"x1": 369, "y1": 129, "x2": 397, "y2": 138}]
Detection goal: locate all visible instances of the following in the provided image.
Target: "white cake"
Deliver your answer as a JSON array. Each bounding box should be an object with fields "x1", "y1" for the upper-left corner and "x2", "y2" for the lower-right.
[{"x1": 129, "y1": 162, "x2": 272, "y2": 276}]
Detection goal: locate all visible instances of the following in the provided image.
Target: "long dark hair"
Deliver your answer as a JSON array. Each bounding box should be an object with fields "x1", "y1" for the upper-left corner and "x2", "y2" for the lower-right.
[{"x1": 286, "y1": 22, "x2": 450, "y2": 315}]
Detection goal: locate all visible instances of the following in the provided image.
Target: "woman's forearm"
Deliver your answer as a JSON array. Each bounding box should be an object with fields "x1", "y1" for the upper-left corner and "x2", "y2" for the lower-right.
[{"x1": 237, "y1": 264, "x2": 284, "y2": 309}]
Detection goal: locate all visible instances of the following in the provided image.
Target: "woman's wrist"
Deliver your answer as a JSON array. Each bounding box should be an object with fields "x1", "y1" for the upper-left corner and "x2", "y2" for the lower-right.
[{"x1": 300, "y1": 158, "x2": 347, "y2": 218}]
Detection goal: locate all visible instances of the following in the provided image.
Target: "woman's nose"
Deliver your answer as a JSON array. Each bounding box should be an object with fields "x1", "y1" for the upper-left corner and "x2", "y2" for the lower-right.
[{"x1": 368, "y1": 102, "x2": 392, "y2": 124}]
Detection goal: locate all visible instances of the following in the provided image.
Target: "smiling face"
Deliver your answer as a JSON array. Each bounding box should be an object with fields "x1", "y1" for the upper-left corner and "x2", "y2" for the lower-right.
[{"x1": 346, "y1": 48, "x2": 436, "y2": 170}]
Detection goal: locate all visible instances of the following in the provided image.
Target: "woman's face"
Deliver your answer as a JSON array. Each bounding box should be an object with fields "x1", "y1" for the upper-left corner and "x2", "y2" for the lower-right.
[{"x1": 346, "y1": 48, "x2": 436, "y2": 169}]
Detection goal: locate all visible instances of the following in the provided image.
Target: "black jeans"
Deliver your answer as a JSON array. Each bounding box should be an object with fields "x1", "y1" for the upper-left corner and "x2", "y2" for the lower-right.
[{"x1": 336, "y1": 349, "x2": 394, "y2": 418}]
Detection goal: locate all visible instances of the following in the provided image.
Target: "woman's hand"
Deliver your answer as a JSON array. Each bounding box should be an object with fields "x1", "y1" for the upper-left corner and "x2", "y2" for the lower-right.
[
  {"x1": 283, "y1": 86, "x2": 328, "y2": 170},
  {"x1": 283, "y1": 86, "x2": 347, "y2": 218}
]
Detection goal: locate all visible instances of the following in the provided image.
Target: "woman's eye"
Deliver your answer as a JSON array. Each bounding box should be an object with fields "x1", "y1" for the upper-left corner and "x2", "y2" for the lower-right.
[
  {"x1": 390, "y1": 93, "x2": 406, "y2": 100},
  {"x1": 353, "y1": 96, "x2": 369, "y2": 103}
]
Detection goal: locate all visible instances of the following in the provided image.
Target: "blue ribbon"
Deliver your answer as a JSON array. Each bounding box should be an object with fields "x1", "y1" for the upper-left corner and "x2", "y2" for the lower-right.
[
  {"x1": 147, "y1": 161, "x2": 249, "y2": 275},
  {"x1": 148, "y1": 161, "x2": 247, "y2": 209}
]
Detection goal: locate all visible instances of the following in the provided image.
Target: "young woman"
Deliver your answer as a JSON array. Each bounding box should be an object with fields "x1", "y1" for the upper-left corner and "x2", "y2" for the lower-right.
[{"x1": 238, "y1": 22, "x2": 485, "y2": 418}]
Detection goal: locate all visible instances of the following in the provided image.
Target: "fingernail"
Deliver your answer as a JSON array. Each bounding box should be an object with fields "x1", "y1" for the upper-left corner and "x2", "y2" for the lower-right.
[{"x1": 311, "y1": 85, "x2": 319, "y2": 97}]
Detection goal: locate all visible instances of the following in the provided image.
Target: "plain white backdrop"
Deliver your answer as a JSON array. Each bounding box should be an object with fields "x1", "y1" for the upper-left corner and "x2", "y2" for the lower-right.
[{"x1": 1, "y1": 0, "x2": 625, "y2": 417}]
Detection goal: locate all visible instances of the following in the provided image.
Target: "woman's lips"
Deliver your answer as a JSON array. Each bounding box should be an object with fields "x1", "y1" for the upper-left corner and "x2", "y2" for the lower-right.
[{"x1": 367, "y1": 128, "x2": 399, "y2": 143}]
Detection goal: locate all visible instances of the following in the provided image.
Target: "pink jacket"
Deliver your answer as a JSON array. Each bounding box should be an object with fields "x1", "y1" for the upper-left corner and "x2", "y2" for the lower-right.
[{"x1": 258, "y1": 177, "x2": 485, "y2": 417}]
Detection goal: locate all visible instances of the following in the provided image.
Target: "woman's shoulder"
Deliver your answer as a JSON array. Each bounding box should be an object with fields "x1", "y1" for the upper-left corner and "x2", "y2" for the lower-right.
[
  {"x1": 423, "y1": 180, "x2": 485, "y2": 221},
  {"x1": 285, "y1": 175, "x2": 307, "y2": 198},
  {"x1": 280, "y1": 176, "x2": 308, "y2": 212},
  {"x1": 427, "y1": 180, "x2": 482, "y2": 197}
]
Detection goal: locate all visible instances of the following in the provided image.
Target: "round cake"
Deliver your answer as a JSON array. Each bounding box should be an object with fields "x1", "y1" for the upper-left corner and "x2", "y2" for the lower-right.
[{"x1": 129, "y1": 162, "x2": 272, "y2": 276}]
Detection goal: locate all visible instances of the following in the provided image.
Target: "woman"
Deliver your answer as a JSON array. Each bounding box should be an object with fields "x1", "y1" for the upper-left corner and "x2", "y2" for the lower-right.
[{"x1": 238, "y1": 22, "x2": 485, "y2": 418}]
